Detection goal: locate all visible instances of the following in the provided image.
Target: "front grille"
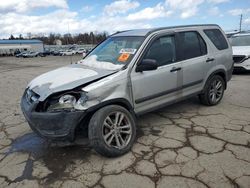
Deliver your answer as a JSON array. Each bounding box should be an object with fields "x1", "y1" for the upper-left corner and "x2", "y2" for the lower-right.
[
  {"x1": 233, "y1": 55, "x2": 246, "y2": 64},
  {"x1": 26, "y1": 89, "x2": 40, "y2": 104}
]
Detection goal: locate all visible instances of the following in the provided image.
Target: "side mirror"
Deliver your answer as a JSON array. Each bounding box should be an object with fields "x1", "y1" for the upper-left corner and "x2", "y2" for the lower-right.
[{"x1": 136, "y1": 59, "x2": 158, "y2": 72}]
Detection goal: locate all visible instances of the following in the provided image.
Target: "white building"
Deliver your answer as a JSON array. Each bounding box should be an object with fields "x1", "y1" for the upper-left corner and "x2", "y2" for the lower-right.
[
  {"x1": 54, "y1": 39, "x2": 62, "y2": 46},
  {"x1": 0, "y1": 39, "x2": 44, "y2": 55}
]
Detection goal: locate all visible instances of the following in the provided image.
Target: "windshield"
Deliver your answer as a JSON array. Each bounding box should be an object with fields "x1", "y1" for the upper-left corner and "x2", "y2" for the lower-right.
[
  {"x1": 78, "y1": 36, "x2": 144, "y2": 70},
  {"x1": 231, "y1": 35, "x2": 250, "y2": 46}
]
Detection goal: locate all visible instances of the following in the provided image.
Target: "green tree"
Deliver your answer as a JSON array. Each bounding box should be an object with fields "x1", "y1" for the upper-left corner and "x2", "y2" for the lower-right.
[{"x1": 9, "y1": 34, "x2": 15, "y2": 40}]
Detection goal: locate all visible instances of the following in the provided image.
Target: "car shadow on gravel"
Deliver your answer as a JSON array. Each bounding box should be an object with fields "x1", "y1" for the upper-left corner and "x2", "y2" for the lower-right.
[{"x1": 8, "y1": 132, "x2": 92, "y2": 183}]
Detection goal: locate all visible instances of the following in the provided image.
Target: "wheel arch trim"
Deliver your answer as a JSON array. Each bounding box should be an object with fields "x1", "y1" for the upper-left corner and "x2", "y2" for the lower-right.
[
  {"x1": 203, "y1": 69, "x2": 227, "y2": 92},
  {"x1": 86, "y1": 98, "x2": 135, "y2": 116}
]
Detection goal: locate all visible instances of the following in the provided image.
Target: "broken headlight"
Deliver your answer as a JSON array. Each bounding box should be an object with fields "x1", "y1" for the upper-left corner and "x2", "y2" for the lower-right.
[{"x1": 47, "y1": 92, "x2": 88, "y2": 112}]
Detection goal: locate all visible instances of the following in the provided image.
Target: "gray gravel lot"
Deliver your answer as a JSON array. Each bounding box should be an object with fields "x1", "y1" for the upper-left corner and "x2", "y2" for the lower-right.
[{"x1": 0, "y1": 56, "x2": 250, "y2": 188}]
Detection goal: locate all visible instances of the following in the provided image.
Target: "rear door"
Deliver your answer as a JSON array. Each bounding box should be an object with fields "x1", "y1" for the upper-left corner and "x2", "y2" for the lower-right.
[
  {"x1": 176, "y1": 31, "x2": 210, "y2": 96},
  {"x1": 203, "y1": 28, "x2": 232, "y2": 79},
  {"x1": 131, "y1": 34, "x2": 183, "y2": 114}
]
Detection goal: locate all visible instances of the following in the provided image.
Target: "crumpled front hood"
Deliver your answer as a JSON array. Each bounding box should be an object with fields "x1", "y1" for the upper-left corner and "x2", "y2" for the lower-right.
[
  {"x1": 28, "y1": 64, "x2": 115, "y2": 101},
  {"x1": 232, "y1": 46, "x2": 250, "y2": 56}
]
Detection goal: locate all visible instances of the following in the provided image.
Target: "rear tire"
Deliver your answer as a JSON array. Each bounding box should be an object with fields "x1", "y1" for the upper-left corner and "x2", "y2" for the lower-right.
[
  {"x1": 88, "y1": 105, "x2": 136, "y2": 157},
  {"x1": 199, "y1": 75, "x2": 225, "y2": 106}
]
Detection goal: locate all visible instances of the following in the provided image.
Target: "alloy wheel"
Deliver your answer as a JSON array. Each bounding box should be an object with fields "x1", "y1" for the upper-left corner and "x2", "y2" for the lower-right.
[
  {"x1": 102, "y1": 112, "x2": 132, "y2": 149},
  {"x1": 209, "y1": 79, "x2": 223, "y2": 103}
]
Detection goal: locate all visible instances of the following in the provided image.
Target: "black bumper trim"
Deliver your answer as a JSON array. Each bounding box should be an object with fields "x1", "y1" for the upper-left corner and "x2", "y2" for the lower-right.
[
  {"x1": 21, "y1": 94, "x2": 85, "y2": 141},
  {"x1": 135, "y1": 79, "x2": 203, "y2": 104}
]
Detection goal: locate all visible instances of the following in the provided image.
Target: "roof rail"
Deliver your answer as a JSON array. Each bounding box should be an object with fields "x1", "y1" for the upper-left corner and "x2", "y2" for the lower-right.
[
  {"x1": 146, "y1": 24, "x2": 220, "y2": 36},
  {"x1": 111, "y1": 24, "x2": 220, "y2": 37}
]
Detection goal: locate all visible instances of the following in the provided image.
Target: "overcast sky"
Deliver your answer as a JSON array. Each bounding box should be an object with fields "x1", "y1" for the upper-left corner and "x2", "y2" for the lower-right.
[{"x1": 0, "y1": 0, "x2": 249, "y2": 38}]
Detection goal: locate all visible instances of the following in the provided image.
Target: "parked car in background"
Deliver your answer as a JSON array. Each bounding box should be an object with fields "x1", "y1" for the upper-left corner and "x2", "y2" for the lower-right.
[
  {"x1": 226, "y1": 31, "x2": 240, "y2": 44},
  {"x1": 16, "y1": 51, "x2": 28, "y2": 58},
  {"x1": 23, "y1": 51, "x2": 39, "y2": 58},
  {"x1": 51, "y1": 50, "x2": 61, "y2": 56},
  {"x1": 76, "y1": 48, "x2": 86, "y2": 54},
  {"x1": 231, "y1": 33, "x2": 250, "y2": 72},
  {"x1": 226, "y1": 31, "x2": 240, "y2": 38},
  {"x1": 43, "y1": 50, "x2": 52, "y2": 56},
  {"x1": 60, "y1": 50, "x2": 76, "y2": 56},
  {"x1": 82, "y1": 49, "x2": 92, "y2": 58},
  {"x1": 21, "y1": 24, "x2": 233, "y2": 157},
  {"x1": 82, "y1": 51, "x2": 87, "y2": 58},
  {"x1": 38, "y1": 52, "x2": 47, "y2": 57},
  {"x1": 14, "y1": 49, "x2": 21, "y2": 56}
]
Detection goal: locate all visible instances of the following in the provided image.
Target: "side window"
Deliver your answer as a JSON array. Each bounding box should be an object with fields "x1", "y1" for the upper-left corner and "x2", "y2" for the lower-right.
[
  {"x1": 204, "y1": 29, "x2": 228, "y2": 50},
  {"x1": 177, "y1": 31, "x2": 207, "y2": 61},
  {"x1": 144, "y1": 35, "x2": 176, "y2": 67},
  {"x1": 198, "y1": 34, "x2": 207, "y2": 55}
]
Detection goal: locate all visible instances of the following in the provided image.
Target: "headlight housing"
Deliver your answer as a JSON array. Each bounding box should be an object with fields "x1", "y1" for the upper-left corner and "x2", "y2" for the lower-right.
[{"x1": 47, "y1": 92, "x2": 88, "y2": 112}]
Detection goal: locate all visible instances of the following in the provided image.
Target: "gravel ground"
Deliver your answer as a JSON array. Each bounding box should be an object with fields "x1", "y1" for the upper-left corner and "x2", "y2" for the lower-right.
[{"x1": 0, "y1": 56, "x2": 249, "y2": 188}]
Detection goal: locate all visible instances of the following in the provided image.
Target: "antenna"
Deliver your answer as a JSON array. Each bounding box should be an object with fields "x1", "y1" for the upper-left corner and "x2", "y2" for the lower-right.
[{"x1": 239, "y1": 14, "x2": 243, "y2": 32}]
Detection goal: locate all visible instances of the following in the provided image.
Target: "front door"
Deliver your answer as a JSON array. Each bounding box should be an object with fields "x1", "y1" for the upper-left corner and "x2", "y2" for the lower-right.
[{"x1": 130, "y1": 34, "x2": 183, "y2": 114}]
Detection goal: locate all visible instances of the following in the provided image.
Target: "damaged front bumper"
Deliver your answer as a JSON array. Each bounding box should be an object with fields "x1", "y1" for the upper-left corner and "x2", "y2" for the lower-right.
[{"x1": 21, "y1": 93, "x2": 86, "y2": 141}]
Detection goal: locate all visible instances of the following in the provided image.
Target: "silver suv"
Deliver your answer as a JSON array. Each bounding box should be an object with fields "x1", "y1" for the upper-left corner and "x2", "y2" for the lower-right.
[{"x1": 21, "y1": 24, "x2": 233, "y2": 157}]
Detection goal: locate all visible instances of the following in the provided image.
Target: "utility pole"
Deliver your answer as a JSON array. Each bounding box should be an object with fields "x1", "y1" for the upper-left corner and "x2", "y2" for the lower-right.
[
  {"x1": 67, "y1": 22, "x2": 73, "y2": 64},
  {"x1": 239, "y1": 14, "x2": 243, "y2": 32}
]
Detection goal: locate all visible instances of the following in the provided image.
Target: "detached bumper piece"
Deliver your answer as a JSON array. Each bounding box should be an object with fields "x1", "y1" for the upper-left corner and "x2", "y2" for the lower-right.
[{"x1": 21, "y1": 94, "x2": 85, "y2": 141}]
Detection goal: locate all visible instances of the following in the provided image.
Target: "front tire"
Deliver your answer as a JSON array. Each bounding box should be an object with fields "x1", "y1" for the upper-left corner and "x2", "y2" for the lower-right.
[
  {"x1": 199, "y1": 75, "x2": 225, "y2": 106},
  {"x1": 88, "y1": 105, "x2": 136, "y2": 157}
]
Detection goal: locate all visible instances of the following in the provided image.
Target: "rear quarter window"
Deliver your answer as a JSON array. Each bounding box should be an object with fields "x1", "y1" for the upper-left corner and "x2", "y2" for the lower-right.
[{"x1": 204, "y1": 29, "x2": 228, "y2": 50}]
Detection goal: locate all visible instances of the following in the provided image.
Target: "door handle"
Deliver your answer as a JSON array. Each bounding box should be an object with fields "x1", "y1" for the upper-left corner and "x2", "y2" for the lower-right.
[
  {"x1": 170, "y1": 67, "x2": 182, "y2": 72},
  {"x1": 206, "y1": 58, "x2": 215, "y2": 62}
]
